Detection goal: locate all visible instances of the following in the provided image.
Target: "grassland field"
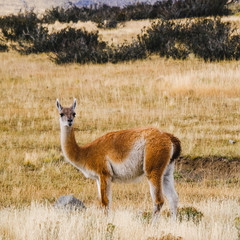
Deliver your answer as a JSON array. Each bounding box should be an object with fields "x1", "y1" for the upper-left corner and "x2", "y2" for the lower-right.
[{"x1": 0, "y1": 15, "x2": 240, "y2": 240}]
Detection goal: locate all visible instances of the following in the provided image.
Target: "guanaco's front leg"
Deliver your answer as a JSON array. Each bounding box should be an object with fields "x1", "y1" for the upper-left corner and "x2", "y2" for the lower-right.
[{"x1": 97, "y1": 175, "x2": 112, "y2": 210}]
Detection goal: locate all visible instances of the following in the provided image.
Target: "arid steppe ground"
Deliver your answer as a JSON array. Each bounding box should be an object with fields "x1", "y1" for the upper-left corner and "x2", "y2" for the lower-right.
[{"x1": 0, "y1": 16, "x2": 240, "y2": 240}]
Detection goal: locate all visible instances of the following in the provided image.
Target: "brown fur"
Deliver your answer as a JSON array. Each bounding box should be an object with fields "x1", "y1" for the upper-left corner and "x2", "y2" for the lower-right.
[{"x1": 64, "y1": 128, "x2": 178, "y2": 176}]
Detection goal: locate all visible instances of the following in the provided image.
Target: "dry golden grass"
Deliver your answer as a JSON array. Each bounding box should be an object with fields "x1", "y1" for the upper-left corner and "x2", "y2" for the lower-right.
[
  {"x1": 47, "y1": 19, "x2": 152, "y2": 44},
  {"x1": 0, "y1": 16, "x2": 240, "y2": 239},
  {"x1": 0, "y1": 50, "x2": 239, "y2": 205},
  {"x1": 0, "y1": 198, "x2": 239, "y2": 240}
]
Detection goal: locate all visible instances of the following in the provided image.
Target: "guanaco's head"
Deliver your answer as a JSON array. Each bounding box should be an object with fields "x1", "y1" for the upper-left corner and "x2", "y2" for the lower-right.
[{"x1": 56, "y1": 98, "x2": 76, "y2": 127}]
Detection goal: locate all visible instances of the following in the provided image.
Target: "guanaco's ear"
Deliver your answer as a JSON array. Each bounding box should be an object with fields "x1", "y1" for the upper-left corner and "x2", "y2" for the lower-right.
[
  {"x1": 56, "y1": 99, "x2": 63, "y2": 112},
  {"x1": 72, "y1": 98, "x2": 77, "y2": 110}
]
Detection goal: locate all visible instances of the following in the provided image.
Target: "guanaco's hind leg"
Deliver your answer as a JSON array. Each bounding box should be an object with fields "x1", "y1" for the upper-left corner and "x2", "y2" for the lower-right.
[
  {"x1": 163, "y1": 162, "x2": 179, "y2": 220},
  {"x1": 97, "y1": 175, "x2": 112, "y2": 211},
  {"x1": 144, "y1": 137, "x2": 172, "y2": 223},
  {"x1": 147, "y1": 171, "x2": 165, "y2": 224}
]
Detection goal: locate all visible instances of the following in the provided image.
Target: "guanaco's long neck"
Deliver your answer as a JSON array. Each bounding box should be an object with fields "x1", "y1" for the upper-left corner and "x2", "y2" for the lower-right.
[{"x1": 60, "y1": 126, "x2": 86, "y2": 167}]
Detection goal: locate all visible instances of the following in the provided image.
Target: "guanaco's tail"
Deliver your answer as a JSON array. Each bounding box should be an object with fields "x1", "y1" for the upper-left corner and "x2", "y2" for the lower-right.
[{"x1": 167, "y1": 134, "x2": 181, "y2": 163}]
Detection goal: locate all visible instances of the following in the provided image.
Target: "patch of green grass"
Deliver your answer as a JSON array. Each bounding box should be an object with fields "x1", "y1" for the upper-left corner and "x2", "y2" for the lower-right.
[{"x1": 177, "y1": 207, "x2": 204, "y2": 224}]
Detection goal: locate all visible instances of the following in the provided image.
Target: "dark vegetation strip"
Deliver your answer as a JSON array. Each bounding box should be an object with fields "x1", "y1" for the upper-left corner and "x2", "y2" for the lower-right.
[
  {"x1": 41, "y1": 0, "x2": 230, "y2": 28},
  {"x1": 0, "y1": 0, "x2": 239, "y2": 63}
]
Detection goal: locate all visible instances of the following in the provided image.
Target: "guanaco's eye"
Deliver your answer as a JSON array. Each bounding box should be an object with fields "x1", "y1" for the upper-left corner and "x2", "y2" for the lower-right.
[
  {"x1": 60, "y1": 113, "x2": 64, "y2": 117},
  {"x1": 73, "y1": 112, "x2": 76, "y2": 117}
]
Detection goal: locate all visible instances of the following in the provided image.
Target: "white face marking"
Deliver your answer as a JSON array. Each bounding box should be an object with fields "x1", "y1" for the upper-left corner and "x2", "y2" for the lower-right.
[
  {"x1": 59, "y1": 117, "x2": 75, "y2": 128},
  {"x1": 107, "y1": 139, "x2": 146, "y2": 183},
  {"x1": 57, "y1": 99, "x2": 76, "y2": 127},
  {"x1": 59, "y1": 110, "x2": 76, "y2": 128}
]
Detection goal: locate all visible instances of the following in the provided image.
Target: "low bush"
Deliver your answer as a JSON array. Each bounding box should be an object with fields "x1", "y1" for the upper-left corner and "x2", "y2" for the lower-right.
[
  {"x1": 16, "y1": 25, "x2": 52, "y2": 54},
  {"x1": 15, "y1": 18, "x2": 240, "y2": 63},
  {"x1": 89, "y1": 4, "x2": 120, "y2": 29},
  {"x1": 41, "y1": 0, "x2": 230, "y2": 27},
  {"x1": 177, "y1": 206, "x2": 204, "y2": 224},
  {"x1": 1, "y1": 12, "x2": 239, "y2": 64},
  {"x1": 0, "y1": 37, "x2": 8, "y2": 52},
  {"x1": 15, "y1": 26, "x2": 108, "y2": 59},
  {"x1": 183, "y1": 18, "x2": 240, "y2": 61},
  {"x1": 49, "y1": 28, "x2": 109, "y2": 64},
  {"x1": 52, "y1": 30, "x2": 147, "y2": 64},
  {"x1": 139, "y1": 18, "x2": 240, "y2": 61},
  {"x1": 153, "y1": 0, "x2": 229, "y2": 20},
  {"x1": 0, "y1": 10, "x2": 40, "y2": 42},
  {"x1": 42, "y1": 5, "x2": 90, "y2": 23},
  {"x1": 0, "y1": 43, "x2": 8, "y2": 52},
  {"x1": 108, "y1": 40, "x2": 147, "y2": 64},
  {"x1": 139, "y1": 20, "x2": 190, "y2": 60},
  {"x1": 96, "y1": 19, "x2": 118, "y2": 29}
]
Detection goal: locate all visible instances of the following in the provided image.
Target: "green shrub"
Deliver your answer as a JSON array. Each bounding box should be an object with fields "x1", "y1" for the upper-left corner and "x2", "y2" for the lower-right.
[
  {"x1": 183, "y1": 18, "x2": 240, "y2": 61},
  {"x1": 235, "y1": 216, "x2": 240, "y2": 240},
  {"x1": 0, "y1": 10, "x2": 40, "y2": 42},
  {"x1": 177, "y1": 206, "x2": 204, "y2": 224},
  {"x1": 16, "y1": 18, "x2": 240, "y2": 63},
  {"x1": 0, "y1": 43, "x2": 8, "y2": 52},
  {"x1": 42, "y1": 4, "x2": 92, "y2": 23},
  {"x1": 0, "y1": 37, "x2": 8, "y2": 52},
  {"x1": 139, "y1": 20, "x2": 190, "y2": 60},
  {"x1": 42, "y1": 6, "x2": 69, "y2": 23},
  {"x1": 16, "y1": 25, "x2": 52, "y2": 54},
  {"x1": 139, "y1": 18, "x2": 240, "y2": 61},
  {"x1": 16, "y1": 26, "x2": 108, "y2": 60},
  {"x1": 96, "y1": 19, "x2": 118, "y2": 29},
  {"x1": 89, "y1": 4, "x2": 120, "y2": 28},
  {"x1": 109, "y1": 40, "x2": 147, "y2": 64},
  {"x1": 52, "y1": 30, "x2": 147, "y2": 64},
  {"x1": 50, "y1": 28, "x2": 109, "y2": 64},
  {"x1": 153, "y1": 0, "x2": 229, "y2": 20},
  {"x1": 106, "y1": 223, "x2": 116, "y2": 240},
  {"x1": 120, "y1": 3, "x2": 153, "y2": 21},
  {"x1": 41, "y1": 0, "x2": 230, "y2": 27},
  {"x1": 1, "y1": 10, "x2": 239, "y2": 64},
  {"x1": 140, "y1": 211, "x2": 152, "y2": 224},
  {"x1": 0, "y1": 10, "x2": 52, "y2": 54}
]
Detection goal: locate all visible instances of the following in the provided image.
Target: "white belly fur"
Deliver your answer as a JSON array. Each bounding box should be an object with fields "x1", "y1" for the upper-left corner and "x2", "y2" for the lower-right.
[{"x1": 107, "y1": 139, "x2": 146, "y2": 183}]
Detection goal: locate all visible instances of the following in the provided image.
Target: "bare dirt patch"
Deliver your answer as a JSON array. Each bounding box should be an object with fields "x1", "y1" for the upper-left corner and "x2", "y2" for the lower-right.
[{"x1": 176, "y1": 156, "x2": 240, "y2": 181}]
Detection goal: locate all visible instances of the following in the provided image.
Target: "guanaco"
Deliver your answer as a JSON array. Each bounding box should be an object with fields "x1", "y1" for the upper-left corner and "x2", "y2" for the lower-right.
[{"x1": 56, "y1": 98, "x2": 181, "y2": 222}]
